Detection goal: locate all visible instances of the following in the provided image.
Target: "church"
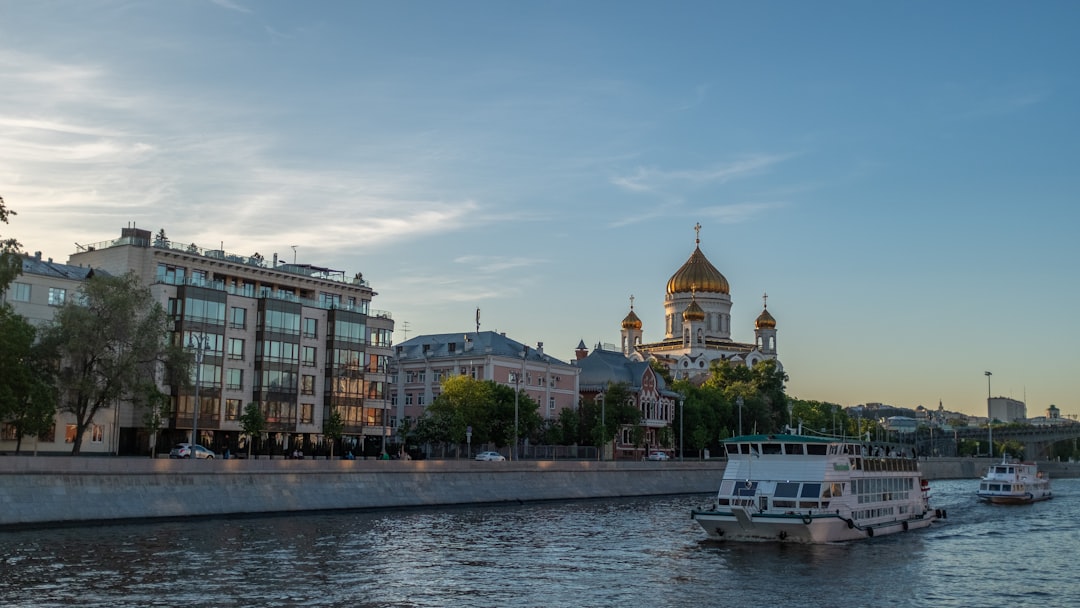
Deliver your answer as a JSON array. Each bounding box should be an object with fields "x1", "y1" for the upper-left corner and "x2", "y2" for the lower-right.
[{"x1": 620, "y1": 223, "x2": 781, "y2": 380}]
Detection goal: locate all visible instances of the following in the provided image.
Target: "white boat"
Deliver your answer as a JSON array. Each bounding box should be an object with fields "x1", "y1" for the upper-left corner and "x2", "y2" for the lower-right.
[
  {"x1": 977, "y1": 457, "x2": 1052, "y2": 504},
  {"x1": 691, "y1": 433, "x2": 943, "y2": 543}
]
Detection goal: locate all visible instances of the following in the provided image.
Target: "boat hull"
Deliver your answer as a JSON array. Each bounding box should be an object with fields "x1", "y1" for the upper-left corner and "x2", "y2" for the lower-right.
[
  {"x1": 977, "y1": 490, "x2": 1052, "y2": 504},
  {"x1": 691, "y1": 508, "x2": 936, "y2": 543}
]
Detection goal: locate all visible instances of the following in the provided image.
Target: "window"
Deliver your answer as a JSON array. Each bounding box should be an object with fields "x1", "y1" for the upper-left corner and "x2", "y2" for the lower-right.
[
  {"x1": 301, "y1": 375, "x2": 315, "y2": 395},
  {"x1": 156, "y1": 263, "x2": 186, "y2": 285},
  {"x1": 225, "y1": 399, "x2": 242, "y2": 421},
  {"x1": 302, "y1": 346, "x2": 317, "y2": 367},
  {"x1": 230, "y1": 306, "x2": 246, "y2": 329},
  {"x1": 418, "y1": 394, "x2": 426, "y2": 406},
  {"x1": 261, "y1": 340, "x2": 300, "y2": 364},
  {"x1": 226, "y1": 368, "x2": 243, "y2": 390},
  {"x1": 228, "y1": 338, "x2": 244, "y2": 360},
  {"x1": 549, "y1": 397, "x2": 556, "y2": 411},
  {"x1": 320, "y1": 292, "x2": 341, "y2": 309},
  {"x1": 48, "y1": 287, "x2": 66, "y2": 306},
  {"x1": 300, "y1": 403, "x2": 314, "y2": 424},
  {"x1": 184, "y1": 297, "x2": 226, "y2": 325},
  {"x1": 261, "y1": 308, "x2": 300, "y2": 335},
  {"x1": 9, "y1": 282, "x2": 30, "y2": 302},
  {"x1": 333, "y1": 319, "x2": 365, "y2": 342},
  {"x1": 405, "y1": 394, "x2": 413, "y2": 405},
  {"x1": 91, "y1": 425, "x2": 104, "y2": 443},
  {"x1": 303, "y1": 317, "x2": 317, "y2": 339},
  {"x1": 1, "y1": 423, "x2": 18, "y2": 440},
  {"x1": 65, "y1": 424, "x2": 77, "y2": 443}
]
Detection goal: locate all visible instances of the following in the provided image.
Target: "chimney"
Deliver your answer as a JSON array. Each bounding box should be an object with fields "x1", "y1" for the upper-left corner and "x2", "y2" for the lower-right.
[
  {"x1": 536, "y1": 341, "x2": 544, "y2": 356},
  {"x1": 34, "y1": 251, "x2": 41, "y2": 260},
  {"x1": 273, "y1": 253, "x2": 278, "y2": 268}
]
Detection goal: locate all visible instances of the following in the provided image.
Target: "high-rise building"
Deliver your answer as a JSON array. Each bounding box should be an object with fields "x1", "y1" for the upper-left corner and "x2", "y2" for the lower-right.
[{"x1": 66, "y1": 226, "x2": 394, "y2": 457}]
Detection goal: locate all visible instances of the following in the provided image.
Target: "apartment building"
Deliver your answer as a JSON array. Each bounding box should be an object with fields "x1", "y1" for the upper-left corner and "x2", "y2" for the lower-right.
[
  {"x1": 390, "y1": 331, "x2": 580, "y2": 427},
  {"x1": 66, "y1": 226, "x2": 394, "y2": 456}
]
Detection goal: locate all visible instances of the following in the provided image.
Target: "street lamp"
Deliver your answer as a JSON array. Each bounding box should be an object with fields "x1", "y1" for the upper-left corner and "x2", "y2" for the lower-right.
[
  {"x1": 598, "y1": 393, "x2": 605, "y2": 462},
  {"x1": 513, "y1": 347, "x2": 527, "y2": 461},
  {"x1": 678, "y1": 396, "x2": 684, "y2": 462},
  {"x1": 985, "y1": 371, "x2": 993, "y2": 458},
  {"x1": 189, "y1": 332, "x2": 210, "y2": 452},
  {"x1": 737, "y1": 396, "x2": 744, "y2": 437}
]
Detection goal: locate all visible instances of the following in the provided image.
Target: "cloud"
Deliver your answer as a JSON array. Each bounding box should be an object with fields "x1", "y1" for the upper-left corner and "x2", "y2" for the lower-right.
[
  {"x1": 453, "y1": 255, "x2": 541, "y2": 274},
  {"x1": 210, "y1": 0, "x2": 252, "y2": 14},
  {"x1": 611, "y1": 154, "x2": 789, "y2": 194}
]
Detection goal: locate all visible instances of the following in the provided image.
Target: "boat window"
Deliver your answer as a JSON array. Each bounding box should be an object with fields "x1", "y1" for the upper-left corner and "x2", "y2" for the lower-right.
[
  {"x1": 735, "y1": 481, "x2": 758, "y2": 497},
  {"x1": 800, "y1": 483, "x2": 821, "y2": 498},
  {"x1": 761, "y1": 443, "x2": 782, "y2": 455},
  {"x1": 783, "y1": 443, "x2": 804, "y2": 455},
  {"x1": 831, "y1": 483, "x2": 844, "y2": 497},
  {"x1": 775, "y1": 482, "x2": 800, "y2": 498},
  {"x1": 719, "y1": 480, "x2": 736, "y2": 496},
  {"x1": 806, "y1": 445, "x2": 828, "y2": 455}
]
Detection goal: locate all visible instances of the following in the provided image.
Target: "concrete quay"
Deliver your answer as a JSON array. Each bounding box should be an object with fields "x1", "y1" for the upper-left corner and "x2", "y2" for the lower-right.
[
  {"x1": 2, "y1": 456, "x2": 1076, "y2": 528},
  {"x1": 0, "y1": 457, "x2": 725, "y2": 528}
]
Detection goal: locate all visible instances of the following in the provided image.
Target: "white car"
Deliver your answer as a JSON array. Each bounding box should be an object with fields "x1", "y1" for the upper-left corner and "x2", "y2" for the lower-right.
[
  {"x1": 646, "y1": 451, "x2": 669, "y2": 461},
  {"x1": 475, "y1": 451, "x2": 506, "y2": 461},
  {"x1": 169, "y1": 443, "x2": 217, "y2": 459}
]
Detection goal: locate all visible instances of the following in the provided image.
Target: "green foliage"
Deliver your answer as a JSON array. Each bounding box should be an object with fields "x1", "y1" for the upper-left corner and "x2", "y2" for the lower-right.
[
  {"x1": 790, "y1": 398, "x2": 850, "y2": 437},
  {"x1": 0, "y1": 195, "x2": 23, "y2": 294},
  {"x1": 239, "y1": 402, "x2": 266, "y2": 458},
  {"x1": 0, "y1": 306, "x2": 57, "y2": 454},
  {"x1": 649, "y1": 359, "x2": 673, "y2": 385},
  {"x1": 322, "y1": 407, "x2": 344, "y2": 458},
  {"x1": 138, "y1": 384, "x2": 171, "y2": 457},
  {"x1": 40, "y1": 272, "x2": 189, "y2": 455},
  {"x1": 419, "y1": 376, "x2": 541, "y2": 453}
]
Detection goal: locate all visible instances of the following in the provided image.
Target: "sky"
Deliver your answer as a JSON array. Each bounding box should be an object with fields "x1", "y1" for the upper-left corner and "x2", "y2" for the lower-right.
[{"x1": 2, "y1": 1, "x2": 1079, "y2": 418}]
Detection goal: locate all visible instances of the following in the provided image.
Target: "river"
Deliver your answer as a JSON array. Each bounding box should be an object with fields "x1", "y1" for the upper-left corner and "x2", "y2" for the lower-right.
[{"x1": 0, "y1": 478, "x2": 1075, "y2": 607}]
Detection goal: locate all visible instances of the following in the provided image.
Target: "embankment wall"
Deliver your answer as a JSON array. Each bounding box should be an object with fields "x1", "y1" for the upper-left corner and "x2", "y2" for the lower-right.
[{"x1": 0, "y1": 457, "x2": 724, "y2": 528}]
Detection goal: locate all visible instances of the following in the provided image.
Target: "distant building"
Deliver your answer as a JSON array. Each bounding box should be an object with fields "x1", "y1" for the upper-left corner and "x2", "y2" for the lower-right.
[
  {"x1": 619, "y1": 224, "x2": 781, "y2": 380},
  {"x1": 391, "y1": 331, "x2": 580, "y2": 426},
  {"x1": 1, "y1": 253, "x2": 111, "y2": 454},
  {"x1": 63, "y1": 226, "x2": 394, "y2": 457},
  {"x1": 988, "y1": 397, "x2": 1026, "y2": 423},
  {"x1": 573, "y1": 343, "x2": 681, "y2": 460}
]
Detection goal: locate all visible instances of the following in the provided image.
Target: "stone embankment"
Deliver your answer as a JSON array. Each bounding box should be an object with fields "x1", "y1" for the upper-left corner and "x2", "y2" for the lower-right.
[
  {"x1": 3, "y1": 456, "x2": 1075, "y2": 528},
  {"x1": 0, "y1": 457, "x2": 725, "y2": 528}
]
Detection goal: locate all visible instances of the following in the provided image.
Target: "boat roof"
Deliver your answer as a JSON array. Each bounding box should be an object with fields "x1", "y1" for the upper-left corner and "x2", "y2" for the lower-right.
[{"x1": 724, "y1": 433, "x2": 834, "y2": 444}]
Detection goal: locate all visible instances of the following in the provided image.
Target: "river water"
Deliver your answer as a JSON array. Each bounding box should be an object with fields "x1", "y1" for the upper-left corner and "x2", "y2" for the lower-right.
[{"x1": 0, "y1": 478, "x2": 1075, "y2": 608}]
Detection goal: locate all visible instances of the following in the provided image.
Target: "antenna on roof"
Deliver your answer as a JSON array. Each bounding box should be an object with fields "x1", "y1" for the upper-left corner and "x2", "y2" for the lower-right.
[{"x1": 400, "y1": 320, "x2": 410, "y2": 341}]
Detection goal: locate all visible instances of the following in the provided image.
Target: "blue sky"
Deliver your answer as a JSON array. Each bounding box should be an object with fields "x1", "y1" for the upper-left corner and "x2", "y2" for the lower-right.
[{"x1": 3, "y1": 1, "x2": 1078, "y2": 417}]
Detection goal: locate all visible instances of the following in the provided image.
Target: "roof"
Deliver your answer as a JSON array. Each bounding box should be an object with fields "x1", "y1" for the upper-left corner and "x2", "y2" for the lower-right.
[
  {"x1": 574, "y1": 347, "x2": 677, "y2": 395},
  {"x1": 395, "y1": 331, "x2": 571, "y2": 366},
  {"x1": 20, "y1": 255, "x2": 102, "y2": 281},
  {"x1": 725, "y1": 434, "x2": 833, "y2": 444}
]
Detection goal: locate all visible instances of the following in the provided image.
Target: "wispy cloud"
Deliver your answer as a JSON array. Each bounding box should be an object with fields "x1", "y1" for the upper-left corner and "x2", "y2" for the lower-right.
[
  {"x1": 210, "y1": 0, "x2": 252, "y2": 14},
  {"x1": 453, "y1": 255, "x2": 541, "y2": 274},
  {"x1": 611, "y1": 154, "x2": 789, "y2": 194}
]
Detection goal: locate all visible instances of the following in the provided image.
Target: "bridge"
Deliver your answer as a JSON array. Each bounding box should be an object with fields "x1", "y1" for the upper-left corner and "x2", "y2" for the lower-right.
[{"x1": 916, "y1": 424, "x2": 1080, "y2": 460}]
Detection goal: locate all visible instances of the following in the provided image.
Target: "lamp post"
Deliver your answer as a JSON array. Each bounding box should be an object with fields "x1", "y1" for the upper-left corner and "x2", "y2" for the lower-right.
[
  {"x1": 598, "y1": 393, "x2": 605, "y2": 462},
  {"x1": 189, "y1": 332, "x2": 210, "y2": 452},
  {"x1": 985, "y1": 371, "x2": 993, "y2": 458},
  {"x1": 513, "y1": 347, "x2": 527, "y2": 461},
  {"x1": 678, "y1": 396, "x2": 684, "y2": 462},
  {"x1": 737, "y1": 396, "x2": 744, "y2": 437}
]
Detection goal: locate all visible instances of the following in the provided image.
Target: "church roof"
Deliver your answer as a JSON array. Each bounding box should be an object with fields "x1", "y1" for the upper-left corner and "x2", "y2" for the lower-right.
[
  {"x1": 755, "y1": 307, "x2": 776, "y2": 329},
  {"x1": 621, "y1": 308, "x2": 642, "y2": 330},
  {"x1": 666, "y1": 236, "x2": 729, "y2": 295},
  {"x1": 682, "y1": 298, "x2": 706, "y2": 321}
]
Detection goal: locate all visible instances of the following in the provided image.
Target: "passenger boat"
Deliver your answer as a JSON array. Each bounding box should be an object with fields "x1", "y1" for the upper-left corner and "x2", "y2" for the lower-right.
[
  {"x1": 691, "y1": 433, "x2": 944, "y2": 543},
  {"x1": 976, "y1": 457, "x2": 1052, "y2": 504}
]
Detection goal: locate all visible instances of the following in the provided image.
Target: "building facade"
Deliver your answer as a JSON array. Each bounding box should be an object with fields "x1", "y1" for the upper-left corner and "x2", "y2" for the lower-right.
[
  {"x1": 391, "y1": 331, "x2": 581, "y2": 428},
  {"x1": 988, "y1": 396, "x2": 1026, "y2": 423},
  {"x1": 621, "y1": 223, "x2": 781, "y2": 380},
  {"x1": 573, "y1": 343, "x2": 681, "y2": 460},
  {"x1": 65, "y1": 226, "x2": 394, "y2": 457},
  {"x1": 1, "y1": 253, "x2": 112, "y2": 454}
]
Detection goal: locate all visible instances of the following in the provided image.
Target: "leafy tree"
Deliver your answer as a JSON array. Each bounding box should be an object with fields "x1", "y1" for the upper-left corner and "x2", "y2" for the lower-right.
[
  {"x1": 138, "y1": 384, "x2": 171, "y2": 458},
  {"x1": 649, "y1": 359, "x2": 673, "y2": 385},
  {"x1": 0, "y1": 307, "x2": 56, "y2": 454},
  {"x1": 239, "y1": 402, "x2": 266, "y2": 459},
  {"x1": 555, "y1": 405, "x2": 579, "y2": 446},
  {"x1": 420, "y1": 376, "x2": 541, "y2": 456},
  {"x1": 323, "y1": 407, "x2": 344, "y2": 459},
  {"x1": 40, "y1": 272, "x2": 189, "y2": 454},
  {"x1": 0, "y1": 195, "x2": 23, "y2": 293}
]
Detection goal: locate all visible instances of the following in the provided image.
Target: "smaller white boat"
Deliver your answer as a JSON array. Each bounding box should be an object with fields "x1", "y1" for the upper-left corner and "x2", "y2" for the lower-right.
[{"x1": 977, "y1": 457, "x2": 1052, "y2": 504}]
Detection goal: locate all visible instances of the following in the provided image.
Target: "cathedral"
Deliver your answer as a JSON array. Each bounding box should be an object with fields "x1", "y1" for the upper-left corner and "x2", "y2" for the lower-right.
[{"x1": 620, "y1": 223, "x2": 781, "y2": 380}]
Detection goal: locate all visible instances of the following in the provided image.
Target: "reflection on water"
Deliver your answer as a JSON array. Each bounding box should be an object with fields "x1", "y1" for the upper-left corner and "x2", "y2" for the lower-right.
[{"x1": 0, "y1": 479, "x2": 1076, "y2": 607}]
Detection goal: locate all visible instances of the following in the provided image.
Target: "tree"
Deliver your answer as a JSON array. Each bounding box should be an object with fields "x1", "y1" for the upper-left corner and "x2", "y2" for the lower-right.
[
  {"x1": 239, "y1": 402, "x2": 266, "y2": 459},
  {"x1": 40, "y1": 272, "x2": 189, "y2": 455},
  {"x1": 0, "y1": 195, "x2": 23, "y2": 293},
  {"x1": 323, "y1": 407, "x2": 344, "y2": 459},
  {"x1": 139, "y1": 384, "x2": 172, "y2": 458},
  {"x1": 0, "y1": 307, "x2": 57, "y2": 454}
]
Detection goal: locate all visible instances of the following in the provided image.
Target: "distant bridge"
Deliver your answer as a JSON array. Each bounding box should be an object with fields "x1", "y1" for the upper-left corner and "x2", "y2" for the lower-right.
[{"x1": 916, "y1": 425, "x2": 1080, "y2": 460}]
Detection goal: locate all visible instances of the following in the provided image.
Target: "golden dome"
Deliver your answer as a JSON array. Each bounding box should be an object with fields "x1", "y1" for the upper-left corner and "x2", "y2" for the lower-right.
[
  {"x1": 666, "y1": 240, "x2": 729, "y2": 295},
  {"x1": 683, "y1": 298, "x2": 706, "y2": 322},
  {"x1": 621, "y1": 309, "x2": 642, "y2": 330},
  {"x1": 755, "y1": 307, "x2": 776, "y2": 329}
]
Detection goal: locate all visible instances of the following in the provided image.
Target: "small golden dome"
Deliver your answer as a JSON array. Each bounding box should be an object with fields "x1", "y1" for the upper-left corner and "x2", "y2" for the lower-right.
[
  {"x1": 666, "y1": 227, "x2": 729, "y2": 295},
  {"x1": 683, "y1": 299, "x2": 706, "y2": 322},
  {"x1": 621, "y1": 309, "x2": 642, "y2": 330},
  {"x1": 755, "y1": 307, "x2": 776, "y2": 329}
]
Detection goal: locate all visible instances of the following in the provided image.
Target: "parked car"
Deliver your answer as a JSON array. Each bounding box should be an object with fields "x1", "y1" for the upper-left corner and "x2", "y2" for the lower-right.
[
  {"x1": 475, "y1": 451, "x2": 506, "y2": 461},
  {"x1": 646, "y1": 451, "x2": 669, "y2": 461},
  {"x1": 169, "y1": 443, "x2": 217, "y2": 459}
]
